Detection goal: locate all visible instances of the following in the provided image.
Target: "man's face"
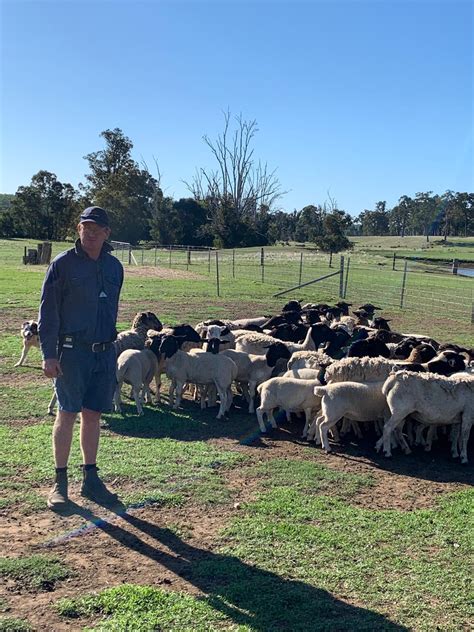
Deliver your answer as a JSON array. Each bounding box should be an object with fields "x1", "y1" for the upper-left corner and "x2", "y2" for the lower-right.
[{"x1": 78, "y1": 222, "x2": 111, "y2": 250}]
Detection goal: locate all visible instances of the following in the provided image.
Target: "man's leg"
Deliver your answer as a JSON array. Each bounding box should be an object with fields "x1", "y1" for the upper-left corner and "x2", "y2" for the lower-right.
[
  {"x1": 80, "y1": 408, "x2": 101, "y2": 464},
  {"x1": 80, "y1": 407, "x2": 118, "y2": 505},
  {"x1": 48, "y1": 410, "x2": 77, "y2": 509}
]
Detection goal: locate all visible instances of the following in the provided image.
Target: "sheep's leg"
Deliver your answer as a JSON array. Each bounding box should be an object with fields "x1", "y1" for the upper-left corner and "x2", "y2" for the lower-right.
[
  {"x1": 424, "y1": 426, "x2": 436, "y2": 452},
  {"x1": 256, "y1": 407, "x2": 267, "y2": 433},
  {"x1": 459, "y1": 412, "x2": 473, "y2": 464},
  {"x1": 394, "y1": 428, "x2": 412, "y2": 454},
  {"x1": 153, "y1": 371, "x2": 161, "y2": 403},
  {"x1": 113, "y1": 380, "x2": 123, "y2": 414},
  {"x1": 350, "y1": 420, "x2": 363, "y2": 439},
  {"x1": 340, "y1": 418, "x2": 351, "y2": 436},
  {"x1": 132, "y1": 385, "x2": 143, "y2": 416},
  {"x1": 302, "y1": 408, "x2": 314, "y2": 439},
  {"x1": 450, "y1": 424, "x2": 460, "y2": 459},
  {"x1": 268, "y1": 408, "x2": 278, "y2": 428},
  {"x1": 415, "y1": 423, "x2": 426, "y2": 446},
  {"x1": 173, "y1": 381, "x2": 185, "y2": 410},
  {"x1": 318, "y1": 415, "x2": 337, "y2": 452},
  {"x1": 225, "y1": 387, "x2": 233, "y2": 412},
  {"x1": 215, "y1": 385, "x2": 227, "y2": 419},
  {"x1": 377, "y1": 411, "x2": 407, "y2": 457},
  {"x1": 330, "y1": 423, "x2": 340, "y2": 442},
  {"x1": 248, "y1": 381, "x2": 257, "y2": 414},
  {"x1": 306, "y1": 418, "x2": 321, "y2": 444},
  {"x1": 48, "y1": 390, "x2": 57, "y2": 416}
]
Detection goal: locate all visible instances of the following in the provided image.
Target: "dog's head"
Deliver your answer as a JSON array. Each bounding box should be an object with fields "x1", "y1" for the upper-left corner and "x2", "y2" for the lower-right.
[{"x1": 21, "y1": 321, "x2": 38, "y2": 340}]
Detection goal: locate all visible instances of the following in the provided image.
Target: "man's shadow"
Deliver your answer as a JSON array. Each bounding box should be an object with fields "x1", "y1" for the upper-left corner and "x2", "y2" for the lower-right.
[{"x1": 63, "y1": 502, "x2": 408, "y2": 631}]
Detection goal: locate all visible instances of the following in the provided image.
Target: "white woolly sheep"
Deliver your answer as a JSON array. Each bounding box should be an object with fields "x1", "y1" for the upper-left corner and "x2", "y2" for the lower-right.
[
  {"x1": 376, "y1": 371, "x2": 474, "y2": 463},
  {"x1": 159, "y1": 336, "x2": 238, "y2": 419},
  {"x1": 256, "y1": 377, "x2": 323, "y2": 434},
  {"x1": 114, "y1": 349, "x2": 159, "y2": 416},
  {"x1": 308, "y1": 381, "x2": 391, "y2": 452}
]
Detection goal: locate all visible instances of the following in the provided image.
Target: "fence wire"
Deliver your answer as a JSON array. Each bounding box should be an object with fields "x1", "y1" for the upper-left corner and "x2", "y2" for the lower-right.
[{"x1": 117, "y1": 246, "x2": 473, "y2": 341}]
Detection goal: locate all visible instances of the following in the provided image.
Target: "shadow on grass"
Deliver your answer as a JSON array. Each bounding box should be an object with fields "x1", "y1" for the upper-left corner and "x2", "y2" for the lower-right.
[{"x1": 62, "y1": 502, "x2": 408, "y2": 632}]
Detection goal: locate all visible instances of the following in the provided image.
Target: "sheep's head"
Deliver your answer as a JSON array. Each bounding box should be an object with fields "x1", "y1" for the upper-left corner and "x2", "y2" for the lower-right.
[
  {"x1": 171, "y1": 324, "x2": 201, "y2": 343},
  {"x1": 265, "y1": 342, "x2": 291, "y2": 367},
  {"x1": 133, "y1": 311, "x2": 163, "y2": 331},
  {"x1": 158, "y1": 335, "x2": 181, "y2": 358}
]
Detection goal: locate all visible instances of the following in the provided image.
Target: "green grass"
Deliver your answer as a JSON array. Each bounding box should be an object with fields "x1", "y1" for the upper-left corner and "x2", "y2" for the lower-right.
[
  {"x1": 0, "y1": 413, "x2": 249, "y2": 512},
  {"x1": 56, "y1": 584, "x2": 240, "y2": 631},
  {"x1": 0, "y1": 617, "x2": 33, "y2": 632},
  {"x1": 0, "y1": 554, "x2": 71, "y2": 591}
]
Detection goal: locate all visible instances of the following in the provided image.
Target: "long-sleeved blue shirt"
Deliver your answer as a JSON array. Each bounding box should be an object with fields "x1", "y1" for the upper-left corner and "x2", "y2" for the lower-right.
[{"x1": 38, "y1": 239, "x2": 124, "y2": 360}]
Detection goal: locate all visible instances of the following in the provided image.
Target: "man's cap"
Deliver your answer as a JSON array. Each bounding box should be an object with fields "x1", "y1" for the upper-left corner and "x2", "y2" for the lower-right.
[{"x1": 79, "y1": 206, "x2": 110, "y2": 227}]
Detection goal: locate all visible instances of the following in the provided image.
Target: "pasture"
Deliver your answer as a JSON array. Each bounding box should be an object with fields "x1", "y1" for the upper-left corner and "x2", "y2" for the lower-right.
[{"x1": 0, "y1": 237, "x2": 473, "y2": 631}]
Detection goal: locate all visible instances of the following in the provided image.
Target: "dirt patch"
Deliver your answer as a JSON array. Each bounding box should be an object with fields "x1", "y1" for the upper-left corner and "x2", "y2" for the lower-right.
[{"x1": 124, "y1": 265, "x2": 204, "y2": 281}]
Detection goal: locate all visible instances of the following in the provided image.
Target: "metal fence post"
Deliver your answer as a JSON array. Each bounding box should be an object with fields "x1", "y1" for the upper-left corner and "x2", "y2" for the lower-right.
[
  {"x1": 329, "y1": 252, "x2": 333, "y2": 268},
  {"x1": 392, "y1": 252, "x2": 396, "y2": 271},
  {"x1": 400, "y1": 259, "x2": 408, "y2": 308},
  {"x1": 339, "y1": 256, "x2": 345, "y2": 297},
  {"x1": 186, "y1": 248, "x2": 190, "y2": 271},
  {"x1": 208, "y1": 248, "x2": 211, "y2": 274},
  {"x1": 216, "y1": 251, "x2": 220, "y2": 297},
  {"x1": 261, "y1": 247, "x2": 265, "y2": 283},
  {"x1": 141, "y1": 249, "x2": 144, "y2": 265},
  {"x1": 344, "y1": 257, "x2": 350, "y2": 298},
  {"x1": 299, "y1": 252, "x2": 303, "y2": 286},
  {"x1": 232, "y1": 249, "x2": 235, "y2": 278},
  {"x1": 154, "y1": 247, "x2": 157, "y2": 266},
  {"x1": 169, "y1": 245, "x2": 172, "y2": 267}
]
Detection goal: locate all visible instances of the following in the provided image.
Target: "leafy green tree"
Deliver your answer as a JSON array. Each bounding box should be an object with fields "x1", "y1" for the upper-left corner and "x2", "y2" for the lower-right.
[
  {"x1": 7, "y1": 171, "x2": 79, "y2": 240},
  {"x1": 359, "y1": 201, "x2": 389, "y2": 235},
  {"x1": 83, "y1": 128, "x2": 160, "y2": 244},
  {"x1": 314, "y1": 210, "x2": 353, "y2": 253}
]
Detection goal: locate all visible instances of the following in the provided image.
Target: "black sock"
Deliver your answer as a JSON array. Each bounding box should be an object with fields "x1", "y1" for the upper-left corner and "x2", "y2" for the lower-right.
[
  {"x1": 55, "y1": 466, "x2": 67, "y2": 473},
  {"x1": 82, "y1": 463, "x2": 97, "y2": 471}
]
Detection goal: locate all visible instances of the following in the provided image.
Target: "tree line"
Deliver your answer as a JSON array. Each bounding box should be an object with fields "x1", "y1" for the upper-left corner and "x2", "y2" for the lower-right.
[{"x1": 1, "y1": 118, "x2": 473, "y2": 250}]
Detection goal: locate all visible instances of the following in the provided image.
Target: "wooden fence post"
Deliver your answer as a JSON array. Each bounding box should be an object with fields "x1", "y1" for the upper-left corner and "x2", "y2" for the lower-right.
[
  {"x1": 128, "y1": 245, "x2": 132, "y2": 265},
  {"x1": 392, "y1": 252, "x2": 396, "y2": 271},
  {"x1": 141, "y1": 249, "x2": 144, "y2": 265},
  {"x1": 216, "y1": 251, "x2": 220, "y2": 297},
  {"x1": 169, "y1": 246, "x2": 172, "y2": 267},
  {"x1": 232, "y1": 249, "x2": 235, "y2": 278},
  {"x1": 154, "y1": 247, "x2": 157, "y2": 266},
  {"x1": 208, "y1": 248, "x2": 211, "y2": 274},
  {"x1": 261, "y1": 247, "x2": 265, "y2": 283},
  {"x1": 339, "y1": 256, "x2": 345, "y2": 298},
  {"x1": 299, "y1": 252, "x2": 303, "y2": 286},
  {"x1": 452, "y1": 259, "x2": 459, "y2": 275},
  {"x1": 400, "y1": 259, "x2": 408, "y2": 308}
]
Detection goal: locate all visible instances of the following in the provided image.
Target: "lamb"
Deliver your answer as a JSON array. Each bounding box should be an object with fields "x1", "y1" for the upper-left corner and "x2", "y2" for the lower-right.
[
  {"x1": 308, "y1": 381, "x2": 390, "y2": 452},
  {"x1": 204, "y1": 324, "x2": 235, "y2": 353},
  {"x1": 222, "y1": 346, "x2": 285, "y2": 413},
  {"x1": 114, "y1": 311, "x2": 162, "y2": 356},
  {"x1": 113, "y1": 348, "x2": 160, "y2": 416},
  {"x1": 325, "y1": 356, "x2": 397, "y2": 384},
  {"x1": 158, "y1": 335, "x2": 238, "y2": 419},
  {"x1": 145, "y1": 325, "x2": 202, "y2": 401},
  {"x1": 256, "y1": 377, "x2": 323, "y2": 434},
  {"x1": 376, "y1": 372, "x2": 474, "y2": 463}
]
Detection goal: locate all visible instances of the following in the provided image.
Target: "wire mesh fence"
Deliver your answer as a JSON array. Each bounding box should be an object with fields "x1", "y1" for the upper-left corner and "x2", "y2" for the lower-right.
[{"x1": 113, "y1": 245, "x2": 473, "y2": 340}]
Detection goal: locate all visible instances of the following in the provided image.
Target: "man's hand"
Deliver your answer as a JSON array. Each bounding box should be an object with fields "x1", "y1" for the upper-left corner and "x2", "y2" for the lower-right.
[{"x1": 43, "y1": 358, "x2": 62, "y2": 378}]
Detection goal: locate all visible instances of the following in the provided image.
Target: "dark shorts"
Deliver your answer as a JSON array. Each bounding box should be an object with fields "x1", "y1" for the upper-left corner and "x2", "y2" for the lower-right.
[{"x1": 54, "y1": 347, "x2": 117, "y2": 413}]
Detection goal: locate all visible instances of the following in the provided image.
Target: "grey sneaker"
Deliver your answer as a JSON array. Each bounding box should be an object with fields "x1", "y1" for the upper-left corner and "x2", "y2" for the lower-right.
[
  {"x1": 47, "y1": 470, "x2": 69, "y2": 510},
  {"x1": 80, "y1": 466, "x2": 119, "y2": 505}
]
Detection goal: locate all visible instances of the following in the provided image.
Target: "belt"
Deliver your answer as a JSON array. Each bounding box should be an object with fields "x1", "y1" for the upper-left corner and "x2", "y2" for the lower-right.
[{"x1": 61, "y1": 338, "x2": 115, "y2": 353}]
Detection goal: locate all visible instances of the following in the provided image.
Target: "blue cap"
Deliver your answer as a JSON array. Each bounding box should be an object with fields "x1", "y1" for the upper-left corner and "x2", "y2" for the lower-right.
[{"x1": 79, "y1": 206, "x2": 110, "y2": 227}]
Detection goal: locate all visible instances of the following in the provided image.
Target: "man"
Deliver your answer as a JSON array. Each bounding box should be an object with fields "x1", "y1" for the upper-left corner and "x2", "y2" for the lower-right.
[{"x1": 38, "y1": 206, "x2": 124, "y2": 510}]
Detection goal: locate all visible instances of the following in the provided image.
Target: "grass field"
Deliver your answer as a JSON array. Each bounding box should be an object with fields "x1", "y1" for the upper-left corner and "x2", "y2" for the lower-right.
[{"x1": 0, "y1": 236, "x2": 473, "y2": 631}]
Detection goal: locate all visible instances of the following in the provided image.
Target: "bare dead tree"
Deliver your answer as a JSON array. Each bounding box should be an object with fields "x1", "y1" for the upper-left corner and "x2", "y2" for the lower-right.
[{"x1": 183, "y1": 110, "x2": 286, "y2": 221}]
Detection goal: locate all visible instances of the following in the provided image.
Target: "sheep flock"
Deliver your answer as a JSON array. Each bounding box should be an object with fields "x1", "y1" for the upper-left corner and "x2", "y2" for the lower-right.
[{"x1": 111, "y1": 301, "x2": 474, "y2": 464}]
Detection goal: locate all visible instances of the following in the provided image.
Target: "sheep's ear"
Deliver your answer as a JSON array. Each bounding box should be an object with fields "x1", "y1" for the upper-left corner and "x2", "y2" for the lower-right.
[{"x1": 221, "y1": 327, "x2": 230, "y2": 335}]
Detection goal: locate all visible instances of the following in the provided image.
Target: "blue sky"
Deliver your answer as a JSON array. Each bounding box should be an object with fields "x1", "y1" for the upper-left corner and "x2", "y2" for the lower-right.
[{"x1": 1, "y1": 0, "x2": 472, "y2": 216}]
